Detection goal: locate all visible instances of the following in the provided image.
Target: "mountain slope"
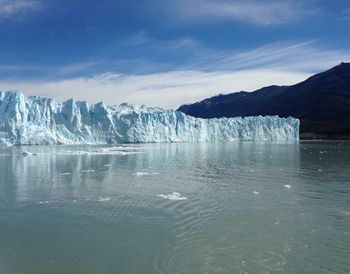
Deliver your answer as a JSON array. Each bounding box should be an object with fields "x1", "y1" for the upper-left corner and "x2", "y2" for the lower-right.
[{"x1": 178, "y1": 63, "x2": 350, "y2": 139}]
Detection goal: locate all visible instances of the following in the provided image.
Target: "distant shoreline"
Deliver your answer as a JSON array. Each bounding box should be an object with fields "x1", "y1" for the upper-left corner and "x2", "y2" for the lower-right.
[{"x1": 300, "y1": 133, "x2": 350, "y2": 140}]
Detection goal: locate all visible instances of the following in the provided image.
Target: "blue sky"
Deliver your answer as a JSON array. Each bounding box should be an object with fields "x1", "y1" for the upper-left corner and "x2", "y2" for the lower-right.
[{"x1": 0, "y1": 0, "x2": 349, "y2": 108}]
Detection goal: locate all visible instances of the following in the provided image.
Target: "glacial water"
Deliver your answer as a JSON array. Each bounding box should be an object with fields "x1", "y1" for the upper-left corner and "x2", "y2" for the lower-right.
[{"x1": 0, "y1": 142, "x2": 349, "y2": 274}]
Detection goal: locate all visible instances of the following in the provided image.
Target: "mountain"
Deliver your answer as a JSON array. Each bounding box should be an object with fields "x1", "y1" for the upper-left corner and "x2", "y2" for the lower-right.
[
  {"x1": 0, "y1": 91, "x2": 299, "y2": 145},
  {"x1": 178, "y1": 63, "x2": 350, "y2": 139}
]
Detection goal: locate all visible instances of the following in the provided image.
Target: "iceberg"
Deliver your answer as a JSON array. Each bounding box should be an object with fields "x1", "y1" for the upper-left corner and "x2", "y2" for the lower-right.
[{"x1": 0, "y1": 91, "x2": 299, "y2": 145}]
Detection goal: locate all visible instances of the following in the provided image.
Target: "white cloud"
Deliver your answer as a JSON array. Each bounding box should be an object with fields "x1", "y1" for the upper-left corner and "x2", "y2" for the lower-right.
[
  {"x1": 0, "y1": 40, "x2": 348, "y2": 109},
  {"x1": 340, "y1": 8, "x2": 350, "y2": 21},
  {"x1": 0, "y1": 62, "x2": 101, "y2": 78},
  {"x1": 0, "y1": 69, "x2": 310, "y2": 109},
  {"x1": 185, "y1": 40, "x2": 350, "y2": 72},
  {"x1": 165, "y1": 0, "x2": 314, "y2": 25},
  {"x1": 119, "y1": 34, "x2": 350, "y2": 74},
  {"x1": 0, "y1": 0, "x2": 41, "y2": 17},
  {"x1": 122, "y1": 31, "x2": 200, "y2": 53}
]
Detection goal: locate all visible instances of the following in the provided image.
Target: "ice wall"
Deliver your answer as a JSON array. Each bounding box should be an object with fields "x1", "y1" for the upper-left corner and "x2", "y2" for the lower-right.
[{"x1": 0, "y1": 91, "x2": 299, "y2": 145}]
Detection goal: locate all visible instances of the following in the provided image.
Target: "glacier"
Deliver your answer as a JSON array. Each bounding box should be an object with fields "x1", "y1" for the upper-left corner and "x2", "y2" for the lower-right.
[{"x1": 0, "y1": 91, "x2": 299, "y2": 145}]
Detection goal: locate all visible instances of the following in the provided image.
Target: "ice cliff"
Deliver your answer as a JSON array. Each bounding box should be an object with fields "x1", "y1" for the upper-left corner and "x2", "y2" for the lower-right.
[{"x1": 0, "y1": 91, "x2": 299, "y2": 145}]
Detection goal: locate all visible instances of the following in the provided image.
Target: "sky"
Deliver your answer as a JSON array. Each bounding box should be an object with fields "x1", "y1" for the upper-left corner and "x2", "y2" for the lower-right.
[{"x1": 0, "y1": 0, "x2": 349, "y2": 108}]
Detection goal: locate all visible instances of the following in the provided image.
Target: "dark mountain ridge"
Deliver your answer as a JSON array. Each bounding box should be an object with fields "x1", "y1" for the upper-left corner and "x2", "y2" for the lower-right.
[{"x1": 178, "y1": 63, "x2": 350, "y2": 139}]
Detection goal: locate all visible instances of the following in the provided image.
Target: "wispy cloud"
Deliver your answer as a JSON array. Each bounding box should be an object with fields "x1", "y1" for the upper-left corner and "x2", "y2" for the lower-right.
[
  {"x1": 121, "y1": 34, "x2": 350, "y2": 73},
  {"x1": 340, "y1": 8, "x2": 350, "y2": 21},
  {"x1": 0, "y1": 62, "x2": 101, "y2": 79},
  {"x1": 164, "y1": 0, "x2": 315, "y2": 26},
  {"x1": 0, "y1": 69, "x2": 310, "y2": 109},
  {"x1": 122, "y1": 31, "x2": 200, "y2": 53},
  {"x1": 3, "y1": 40, "x2": 347, "y2": 77},
  {"x1": 184, "y1": 40, "x2": 350, "y2": 72},
  {"x1": 0, "y1": 38, "x2": 348, "y2": 108},
  {"x1": 0, "y1": 0, "x2": 41, "y2": 18}
]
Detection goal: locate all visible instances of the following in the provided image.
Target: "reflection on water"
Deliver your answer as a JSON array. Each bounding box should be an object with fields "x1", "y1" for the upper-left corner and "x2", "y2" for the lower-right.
[{"x1": 0, "y1": 142, "x2": 349, "y2": 274}]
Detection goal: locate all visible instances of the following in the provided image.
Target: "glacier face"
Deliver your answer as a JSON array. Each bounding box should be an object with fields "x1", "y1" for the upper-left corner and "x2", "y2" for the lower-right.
[{"x1": 0, "y1": 91, "x2": 299, "y2": 145}]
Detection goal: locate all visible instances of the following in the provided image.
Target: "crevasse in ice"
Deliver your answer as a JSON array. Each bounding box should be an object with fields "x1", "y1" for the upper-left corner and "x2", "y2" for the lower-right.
[{"x1": 0, "y1": 91, "x2": 299, "y2": 145}]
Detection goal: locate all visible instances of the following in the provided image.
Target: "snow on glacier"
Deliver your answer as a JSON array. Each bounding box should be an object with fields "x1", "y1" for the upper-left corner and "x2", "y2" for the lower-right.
[{"x1": 0, "y1": 91, "x2": 299, "y2": 145}]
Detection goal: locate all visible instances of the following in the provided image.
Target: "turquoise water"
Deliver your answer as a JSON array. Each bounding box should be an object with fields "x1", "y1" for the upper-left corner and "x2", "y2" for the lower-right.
[{"x1": 0, "y1": 142, "x2": 349, "y2": 273}]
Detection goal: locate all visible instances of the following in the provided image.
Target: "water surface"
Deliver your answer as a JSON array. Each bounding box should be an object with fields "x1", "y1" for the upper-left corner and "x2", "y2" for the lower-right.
[{"x1": 0, "y1": 142, "x2": 349, "y2": 273}]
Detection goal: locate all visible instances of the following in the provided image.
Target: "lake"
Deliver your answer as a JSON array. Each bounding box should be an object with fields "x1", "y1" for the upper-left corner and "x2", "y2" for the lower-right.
[{"x1": 0, "y1": 142, "x2": 349, "y2": 273}]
